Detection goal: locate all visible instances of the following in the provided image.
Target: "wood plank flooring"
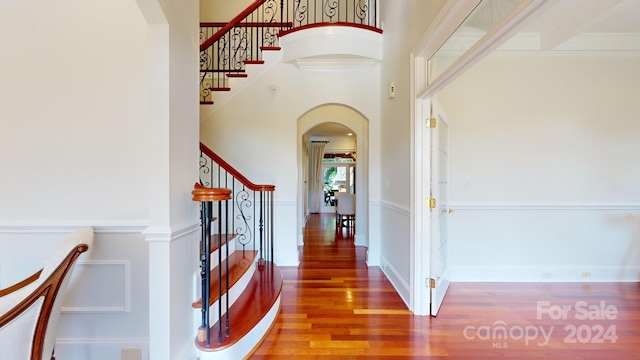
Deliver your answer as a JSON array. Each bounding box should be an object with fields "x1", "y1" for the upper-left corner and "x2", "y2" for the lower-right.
[{"x1": 251, "y1": 213, "x2": 640, "y2": 359}]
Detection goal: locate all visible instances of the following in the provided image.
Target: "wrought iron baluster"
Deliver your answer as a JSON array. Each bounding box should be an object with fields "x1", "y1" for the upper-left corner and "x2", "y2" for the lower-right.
[
  {"x1": 198, "y1": 200, "x2": 212, "y2": 345},
  {"x1": 270, "y1": 191, "x2": 274, "y2": 262},
  {"x1": 225, "y1": 198, "x2": 230, "y2": 338},
  {"x1": 217, "y1": 200, "x2": 223, "y2": 344},
  {"x1": 258, "y1": 191, "x2": 265, "y2": 268}
]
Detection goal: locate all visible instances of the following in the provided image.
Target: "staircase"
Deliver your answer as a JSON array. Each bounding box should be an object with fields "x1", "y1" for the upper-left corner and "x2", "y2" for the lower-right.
[
  {"x1": 192, "y1": 143, "x2": 279, "y2": 359},
  {"x1": 199, "y1": 0, "x2": 379, "y2": 104},
  {"x1": 194, "y1": 1, "x2": 381, "y2": 357}
]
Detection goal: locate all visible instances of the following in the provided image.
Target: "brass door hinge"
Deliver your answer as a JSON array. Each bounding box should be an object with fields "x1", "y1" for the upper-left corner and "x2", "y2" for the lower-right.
[
  {"x1": 428, "y1": 118, "x2": 436, "y2": 128},
  {"x1": 427, "y1": 198, "x2": 436, "y2": 209},
  {"x1": 429, "y1": 278, "x2": 436, "y2": 288}
]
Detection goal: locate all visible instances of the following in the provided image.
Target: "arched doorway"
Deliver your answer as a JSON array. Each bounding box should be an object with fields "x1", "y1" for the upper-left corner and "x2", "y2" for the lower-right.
[{"x1": 297, "y1": 104, "x2": 369, "y2": 249}]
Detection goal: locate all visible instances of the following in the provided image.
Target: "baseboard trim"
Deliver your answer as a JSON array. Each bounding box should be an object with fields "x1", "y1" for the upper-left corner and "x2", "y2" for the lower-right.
[
  {"x1": 55, "y1": 337, "x2": 149, "y2": 360},
  {"x1": 450, "y1": 265, "x2": 640, "y2": 282},
  {"x1": 379, "y1": 256, "x2": 410, "y2": 309},
  {"x1": 452, "y1": 203, "x2": 640, "y2": 211}
]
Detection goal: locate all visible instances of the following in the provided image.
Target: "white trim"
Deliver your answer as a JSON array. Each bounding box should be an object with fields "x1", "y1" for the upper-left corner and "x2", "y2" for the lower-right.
[
  {"x1": 56, "y1": 337, "x2": 149, "y2": 345},
  {"x1": 437, "y1": 32, "x2": 640, "y2": 56},
  {"x1": 0, "y1": 222, "x2": 147, "y2": 234},
  {"x1": 451, "y1": 265, "x2": 640, "y2": 282},
  {"x1": 418, "y1": 0, "x2": 551, "y2": 98},
  {"x1": 143, "y1": 222, "x2": 200, "y2": 243},
  {"x1": 379, "y1": 256, "x2": 410, "y2": 310},
  {"x1": 292, "y1": 58, "x2": 379, "y2": 72},
  {"x1": 55, "y1": 337, "x2": 149, "y2": 360},
  {"x1": 451, "y1": 203, "x2": 640, "y2": 211},
  {"x1": 379, "y1": 199, "x2": 410, "y2": 216}
]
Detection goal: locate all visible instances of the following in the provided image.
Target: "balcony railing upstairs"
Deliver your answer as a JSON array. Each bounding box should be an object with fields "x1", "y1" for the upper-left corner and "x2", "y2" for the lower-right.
[{"x1": 200, "y1": 0, "x2": 380, "y2": 104}]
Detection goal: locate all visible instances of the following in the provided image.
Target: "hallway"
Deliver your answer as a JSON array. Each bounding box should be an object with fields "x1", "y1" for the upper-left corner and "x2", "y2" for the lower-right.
[{"x1": 250, "y1": 214, "x2": 640, "y2": 358}]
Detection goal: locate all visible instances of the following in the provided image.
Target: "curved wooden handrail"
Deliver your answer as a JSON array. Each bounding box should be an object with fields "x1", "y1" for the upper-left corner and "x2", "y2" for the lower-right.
[
  {"x1": 200, "y1": 142, "x2": 275, "y2": 192},
  {"x1": 200, "y1": 0, "x2": 266, "y2": 52},
  {"x1": 278, "y1": 22, "x2": 383, "y2": 37},
  {"x1": 0, "y1": 243, "x2": 89, "y2": 358}
]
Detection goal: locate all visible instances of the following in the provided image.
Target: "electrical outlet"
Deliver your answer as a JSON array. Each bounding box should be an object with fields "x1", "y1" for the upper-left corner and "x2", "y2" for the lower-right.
[{"x1": 121, "y1": 348, "x2": 141, "y2": 360}]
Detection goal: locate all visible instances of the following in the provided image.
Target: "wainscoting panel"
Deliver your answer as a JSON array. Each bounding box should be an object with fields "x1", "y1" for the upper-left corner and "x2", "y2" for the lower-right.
[
  {"x1": 62, "y1": 260, "x2": 130, "y2": 313},
  {"x1": 0, "y1": 224, "x2": 151, "y2": 358},
  {"x1": 449, "y1": 203, "x2": 640, "y2": 282},
  {"x1": 379, "y1": 200, "x2": 411, "y2": 305}
]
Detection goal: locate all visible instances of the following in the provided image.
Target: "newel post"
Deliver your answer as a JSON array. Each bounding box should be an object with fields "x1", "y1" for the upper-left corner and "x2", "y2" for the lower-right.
[{"x1": 192, "y1": 183, "x2": 232, "y2": 346}]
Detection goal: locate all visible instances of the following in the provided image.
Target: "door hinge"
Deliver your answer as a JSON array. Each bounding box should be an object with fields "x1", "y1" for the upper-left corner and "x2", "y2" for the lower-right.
[
  {"x1": 428, "y1": 118, "x2": 436, "y2": 128},
  {"x1": 427, "y1": 197, "x2": 436, "y2": 209},
  {"x1": 428, "y1": 278, "x2": 436, "y2": 288}
]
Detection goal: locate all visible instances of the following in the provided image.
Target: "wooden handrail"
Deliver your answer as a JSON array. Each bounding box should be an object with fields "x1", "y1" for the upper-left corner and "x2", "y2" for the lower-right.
[
  {"x1": 278, "y1": 21, "x2": 383, "y2": 37},
  {"x1": 200, "y1": 0, "x2": 266, "y2": 52},
  {"x1": 200, "y1": 142, "x2": 275, "y2": 192}
]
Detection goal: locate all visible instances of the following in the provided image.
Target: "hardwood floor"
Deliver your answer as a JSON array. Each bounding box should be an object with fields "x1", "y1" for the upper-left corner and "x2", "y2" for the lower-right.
[{"x1": 251, "y1": 213, "x2": 640, "y2": 359}]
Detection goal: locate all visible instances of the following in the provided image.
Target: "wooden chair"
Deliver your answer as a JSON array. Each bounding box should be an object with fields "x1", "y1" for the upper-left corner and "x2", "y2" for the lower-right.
[{"x1": 0, "y1": 227, "x2": 94, "y2": 360}]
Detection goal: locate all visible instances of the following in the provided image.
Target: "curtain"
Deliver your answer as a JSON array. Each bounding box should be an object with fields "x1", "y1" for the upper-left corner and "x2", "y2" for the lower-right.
[
  {"x1": 302, "y1": 137, "x2": 309, "y2": 215},
  {"x1": 309, "y1": 141, "x2": 326, "y2": 213}
]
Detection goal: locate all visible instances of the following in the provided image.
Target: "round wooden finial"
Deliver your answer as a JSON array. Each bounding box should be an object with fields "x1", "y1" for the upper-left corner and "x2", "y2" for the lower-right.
[{"x1": 192, "y1": 183, "x2": 232, "y2": 202}]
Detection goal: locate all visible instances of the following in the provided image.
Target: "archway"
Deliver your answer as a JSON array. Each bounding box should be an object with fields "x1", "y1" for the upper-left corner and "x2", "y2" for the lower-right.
[{"x1": 297, "y1": 104, "x2": 369, "y2": 251}]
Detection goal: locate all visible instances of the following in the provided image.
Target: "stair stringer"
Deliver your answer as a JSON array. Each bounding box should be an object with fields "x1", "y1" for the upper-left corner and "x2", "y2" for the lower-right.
[
  {"x1": 199, "y1": 49, "x2": 283, "y2": 120},
  {"x1": 199, "y1": 296, "x2": 281, "y2": 360},
  {"x1": 197, "y1": 263, "x2": 283, "y2": 360}
]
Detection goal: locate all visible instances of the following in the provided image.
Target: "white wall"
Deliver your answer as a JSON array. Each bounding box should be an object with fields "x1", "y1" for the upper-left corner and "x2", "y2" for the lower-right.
[
  {"x1": 439, "y1": 54, "x2": 640, "y2": 282},
  {"x1": 0, "y1": 0, "x2": 149, "y2": 224},
  {"x1": 200, "y1": 0, "x2": 252, "y2": 22},
  {"x1": 378, "y1": 0, "x2": 446, "y2": 303},
  {"x1": 0, "y1": 0, "x2": 201, "y2": 358},
  {"x1": 0, "y1": 0, "x2": 152, "y2": 358}
]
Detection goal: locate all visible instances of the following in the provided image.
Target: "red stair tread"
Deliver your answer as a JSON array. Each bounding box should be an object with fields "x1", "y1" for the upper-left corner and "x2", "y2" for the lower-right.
[
  {"x1": 260, "y1": 46, "x2": 281, "y2": 51},
  {"x1": 243, "y1": 60, "x2": 264, "y2": 65},
  {"x1": 196, "y1": 262, "x2": 283, "y2": 351},
  {"x1": 192, "y1": 250, "x2": 257, "y2": 308}
]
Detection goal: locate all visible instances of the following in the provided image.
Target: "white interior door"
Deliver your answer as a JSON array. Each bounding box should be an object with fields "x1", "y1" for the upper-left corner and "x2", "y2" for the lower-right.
[{"x1": 430, "y1": 99, "x2": 451, "y2": 316}]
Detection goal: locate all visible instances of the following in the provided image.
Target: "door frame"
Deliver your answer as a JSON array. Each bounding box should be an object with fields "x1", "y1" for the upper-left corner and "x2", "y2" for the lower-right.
[{"x1": 410, "y1": 0, "x2": 549, "y2": 315}]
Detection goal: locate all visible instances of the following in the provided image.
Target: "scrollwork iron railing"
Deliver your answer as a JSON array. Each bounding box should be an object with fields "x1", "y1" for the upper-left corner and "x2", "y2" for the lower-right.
[
  {"x1": 199, "y1": 142, "x2": 275, "y2": 264},
  {"x1": 200, "y1": 0, "x2": 380, "y2": 103},
  {"x1": 195, "y1": 143, "x2": 275, "y2": 345}
]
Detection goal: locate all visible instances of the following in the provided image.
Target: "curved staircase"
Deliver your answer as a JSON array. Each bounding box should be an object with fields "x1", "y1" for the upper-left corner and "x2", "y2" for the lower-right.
[
  {"x1": 195, "y1": 1, "x2": 381, "y2": 357},
  {"x1": 192, "y1": 146, "x2": 280, "y2": 359}
]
